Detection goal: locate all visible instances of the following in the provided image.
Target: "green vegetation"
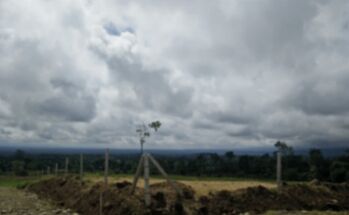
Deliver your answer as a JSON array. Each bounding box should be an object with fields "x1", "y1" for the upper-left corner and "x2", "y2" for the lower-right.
[
  {"x1": 0, "y1": 176, "x2": 41, "y2": 188},
  {"x1": 0, "y1": 145, "x2": 348, "y2": 183}
]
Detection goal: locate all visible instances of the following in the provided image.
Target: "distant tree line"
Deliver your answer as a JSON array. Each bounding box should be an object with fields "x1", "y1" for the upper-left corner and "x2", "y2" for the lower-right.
[{"x1": 0, "y1": 145, "x2": 348, "y2": 183}]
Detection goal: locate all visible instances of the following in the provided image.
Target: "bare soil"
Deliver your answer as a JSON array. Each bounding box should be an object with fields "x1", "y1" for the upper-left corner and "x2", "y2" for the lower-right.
[
  {"x1": 28, "y1": 176, "x2": 194, "y2": 215},
  {"x1": 88, "y1": 176, "x2": 276, "y2": 196},
  {"x1": 0, "y1": 187, "x2": 77, "y2": 215},
  {"x1": 199, "y1": 183, "x2": 349, "y2": 214},
  {"x1": 27, "y1": 176, "x2": 349, "y2": 215}
]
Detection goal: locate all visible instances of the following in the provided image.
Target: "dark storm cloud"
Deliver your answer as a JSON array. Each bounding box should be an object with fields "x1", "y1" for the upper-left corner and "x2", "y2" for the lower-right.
[
  {"x1": 226, "y1": 128, "x2": 257, "y2": 139},
  {"x1": 209, "y1": 111, "x2": 252, "y2": 125},
  {"x1": 37, "y1": 94, "x2": 96, "y2": 122},
  {"x1": 287, "y1": 79, "x2": 349, "y2": 116}
]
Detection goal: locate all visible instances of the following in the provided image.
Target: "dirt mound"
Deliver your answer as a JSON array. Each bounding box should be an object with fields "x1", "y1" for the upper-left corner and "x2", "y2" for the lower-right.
[
  {"x1": 197, "y1": 186, "x2": 279, "y2": 214},
  {"x1": 28, "y1": 177, "x2": 196, "y2": 215},
  {"x1": 28, "y1": 176, "x2": 85, "y2": 208},
  {"x1": 199, "y1": 183, "x2": 349, "y2": 215},
  {"x1": 149, "y1": 181, "x2": 197, "y2": 214},
  {"x1": 150, "y1": 181, "x2": 195, "y2": 199},
  {"x1": 77, "y1": 182, "x2": 145, "y2": 215},
  {"x1": 114, "y1": 180, "x2": 132, "y2": 189},
  {"x1": 28, "y1": 177, "x2": 146, "y2": 215},
  {"x1": 27, "y1": 178, "x2": 349, "y2": 215}
]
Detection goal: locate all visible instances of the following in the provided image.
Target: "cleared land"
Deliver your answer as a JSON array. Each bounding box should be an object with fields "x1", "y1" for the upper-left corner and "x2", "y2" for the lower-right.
[
  {"x1": 27, "y1": 176, "x2": 349, "y2": 215},
  {"x1": 1, "y1": 175, "x2": 349, "y2": 215},
  {"x1": 86, "y1": 174, "x2": 276, "y2": 196},
  {"x1": 0, "y1": 187, "x2": 76, "y2": 215}
]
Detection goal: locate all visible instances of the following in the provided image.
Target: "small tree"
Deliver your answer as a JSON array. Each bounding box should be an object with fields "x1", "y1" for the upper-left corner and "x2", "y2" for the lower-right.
[
  {"x1": 274, "y1": 141, "x2": 293, "y2": 155},
  {"x1": 149, "y1": 121, "x2": 161, "y2": 131},
  {"x1": 308, "y1": 148, "x2": 329, "y2": 180},
  {"x1": 136, "y1": 121, "x2": 161, "y2": 154}
]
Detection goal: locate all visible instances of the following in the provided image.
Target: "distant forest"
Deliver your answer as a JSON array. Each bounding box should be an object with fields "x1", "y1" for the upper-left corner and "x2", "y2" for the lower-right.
[{"x1": 0, "y1": 145, "x2": 348, "y2": 183}]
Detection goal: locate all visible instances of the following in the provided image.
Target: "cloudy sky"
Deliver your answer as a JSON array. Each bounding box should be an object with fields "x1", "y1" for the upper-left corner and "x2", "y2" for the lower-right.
[{"x1": 0, "y1": 0, "x2": 348, "y2": 149}]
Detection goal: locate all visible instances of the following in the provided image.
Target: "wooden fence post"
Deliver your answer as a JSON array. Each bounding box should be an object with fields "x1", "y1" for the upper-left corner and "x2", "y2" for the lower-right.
[
  {"x1": 80, "y1": 153, "x2": 84, "y2": 180},
  {"x1": 47, "y1": 166, "x2": 50, "y2": 175},
  {"x1": 65, "y1": 157, "x2": 69, "y2": 175},
  {"x1": 144, "y1": 153, "x2": 151, "y2": 206},
  {"x1": 104, "y1": 148, "x2": 109, "y2": 187},
  {"x1": 277, "y1": 150, "x2": 282, "y2": 190}
]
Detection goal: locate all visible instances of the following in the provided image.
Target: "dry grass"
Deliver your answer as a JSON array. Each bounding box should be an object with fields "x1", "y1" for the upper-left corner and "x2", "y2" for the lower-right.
[
  {"x1": 181, "y1": 180, "x2": 275, "y2": 196},
  {"x1": 86, "y1": 175, "x2": 276, "y2": 196}
]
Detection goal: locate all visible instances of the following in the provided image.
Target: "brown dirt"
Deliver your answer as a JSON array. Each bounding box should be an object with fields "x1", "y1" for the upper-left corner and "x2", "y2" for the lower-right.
[
  {"x1": 199, "y1": 183, "x2": 349, "y2": 215},
  {"x1": 28, "y1": 176, "x2": 196, "y2": 215},
  {"x1": 27, "y1": 177, "x2": 349, "y2": 215},
  {"x1": 0, "y1": 187, "x2": 76, "y2": 215}
]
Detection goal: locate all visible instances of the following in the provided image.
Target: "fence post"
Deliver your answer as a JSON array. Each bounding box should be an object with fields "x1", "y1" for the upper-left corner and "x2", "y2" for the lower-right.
[
  {"x1": 104, "y1": 148, "x2": 109, "y2": 187},
  {"x1": 65, "y1": 157, "x2": 69, "y2": 175},
  {"x1": 277, "y1": 150, "x2": 282, "y2": 190},
  {"x1": 80, "y1": 153, "x2": 84, "y2": 180},
  {"x1": 47, "y1": 166, "x2": 50, "y2": 175},
  {"x1": 144, "y1": 153, "x2": 151, "y2": 206}
]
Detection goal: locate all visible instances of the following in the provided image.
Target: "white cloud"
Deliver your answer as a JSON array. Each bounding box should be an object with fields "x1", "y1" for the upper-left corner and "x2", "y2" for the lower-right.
[{"x1": 0, "y1": 0, "x2": 349, "y2": 149}]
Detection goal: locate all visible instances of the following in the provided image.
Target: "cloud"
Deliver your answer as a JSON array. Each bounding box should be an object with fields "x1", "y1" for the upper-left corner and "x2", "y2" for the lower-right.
[{"x1": 0, "y1": 0, "x2": 348, "y2": 149}]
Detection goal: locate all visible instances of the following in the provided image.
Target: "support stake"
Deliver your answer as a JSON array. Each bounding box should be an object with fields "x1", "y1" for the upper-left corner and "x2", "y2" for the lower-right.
[
  {"x1": 130, "y1": 155, "x2": 144, "y2": 194},
  {"x1": 130, "y1": 153, "x2": 182, "y2": 206},
  {"x1": 277, "y1": 150, "x2": 282, "y2": 190},
  {"x1": 148, "y1": 154, "x2": 183, "y2": 196},
  {"x1": 104, "y1": 148, "x2": 109, "y2": 187},
  {"x1": 144, "y1": 153, "x2": 151, "y2": 206}
]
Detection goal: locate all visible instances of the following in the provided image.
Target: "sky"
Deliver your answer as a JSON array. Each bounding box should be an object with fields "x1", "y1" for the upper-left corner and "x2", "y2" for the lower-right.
[{"x1": 0, "y1": 0, "x2": 349, "y2": 150}]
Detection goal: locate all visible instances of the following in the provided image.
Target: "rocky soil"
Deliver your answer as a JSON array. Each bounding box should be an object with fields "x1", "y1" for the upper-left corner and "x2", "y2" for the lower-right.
[{"x1": 0, "y1": 187, "x2": 77, "y2": 215}]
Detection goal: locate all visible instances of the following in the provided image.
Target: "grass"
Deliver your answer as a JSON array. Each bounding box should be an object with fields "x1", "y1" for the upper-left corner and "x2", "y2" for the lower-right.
[
  {"x1": 85, "y1": 172, "x2": 275, "y2": 182},
  {"x1": 83, "y1": 173, "x2": 276, "y2": 196},
  {"x1": 0, "y1": 176, "x2": 43, "y2": 188},
  {"x1": 0, "y1": 173, "x2": 277, "y2": 196}
]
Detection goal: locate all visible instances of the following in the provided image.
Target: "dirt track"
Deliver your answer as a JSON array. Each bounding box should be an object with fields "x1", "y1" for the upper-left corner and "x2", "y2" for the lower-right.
[{"x1": 0, "y1": 187, "x2": 77, "y2": 215}]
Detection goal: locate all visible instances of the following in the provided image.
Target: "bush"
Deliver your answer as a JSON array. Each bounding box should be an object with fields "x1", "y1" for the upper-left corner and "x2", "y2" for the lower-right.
[
  {"x1": 284, "y1": 168, "x2": 299, "y2": 181},
  {"x1": 330, "y1": 167, "x2": 347, "y2": 182},
  {"x1": 11, "y1": 160, "x2": 28, "y2": 176}
]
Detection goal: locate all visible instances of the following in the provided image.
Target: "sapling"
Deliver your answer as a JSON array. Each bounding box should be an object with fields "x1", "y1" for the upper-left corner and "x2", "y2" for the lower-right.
[{"x1": 136, "y1": 121, "x2": 161, "y2": 154}]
